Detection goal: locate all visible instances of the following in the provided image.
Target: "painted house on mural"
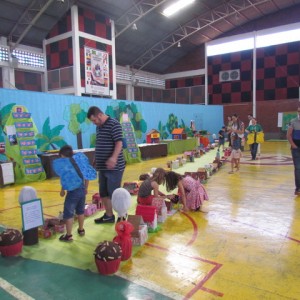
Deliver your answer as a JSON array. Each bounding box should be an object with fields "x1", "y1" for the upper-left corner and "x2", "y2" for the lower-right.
[
  {"x1": 172, "y1": 128, "x2": 187, "y2": 140},
  {"x1": 146, "y1": 129, "x2": 160, "y2": 144}
]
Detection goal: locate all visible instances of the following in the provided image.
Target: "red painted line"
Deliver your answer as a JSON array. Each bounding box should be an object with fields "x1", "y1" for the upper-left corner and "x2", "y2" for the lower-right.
[
  {"x1": 43, "y1": 203, "x2": 63, "y2": 209},
  {"x1": 231, "y1": 219, "x2": 300, "y2": 244},
  {"x1": 181, "y1": 212, "x2": 199, "y2": 246},
  {"x1": 0, "y1": 206, "x2": 20, "y2": 212},
  {"x1": 286, "y1": 236, "x2": 300, "y2": 243},
  {"x1": 184, "y1": 264, "x2": 224, "y2": 299},
  {"x1": 145, "y1": 242, "x2": 223, "y2": 298},
  {"x1": 43, "y1": 213, "x2": 56, "y2": 218}
]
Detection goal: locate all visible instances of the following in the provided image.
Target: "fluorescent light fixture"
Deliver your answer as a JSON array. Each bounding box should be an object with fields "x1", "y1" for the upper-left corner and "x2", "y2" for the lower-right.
[
  {"x1": 207, "y1": 38, "x2": 254, "y2": 56},
  {"x1": 163, "y1": 0, "x2": 195, "y2": 17},
  {"x1": 256, "y1": 28, "x2": 300, "y2": 48}
]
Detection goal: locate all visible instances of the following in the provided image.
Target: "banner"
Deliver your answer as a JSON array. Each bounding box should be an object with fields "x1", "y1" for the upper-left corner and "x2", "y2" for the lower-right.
[{"x1": 85, "y1": 47, "x2": 109, "y2": 96}]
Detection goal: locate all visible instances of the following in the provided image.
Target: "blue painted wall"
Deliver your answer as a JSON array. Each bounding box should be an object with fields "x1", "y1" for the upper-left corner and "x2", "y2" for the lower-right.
[{"x1": 0, "y1": 89, "x2": 224, "y2": 149}]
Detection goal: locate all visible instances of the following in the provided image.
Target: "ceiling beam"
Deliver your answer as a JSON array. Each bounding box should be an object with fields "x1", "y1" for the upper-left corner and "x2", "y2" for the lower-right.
[
  {"x1": 131, "y1": 0, "x2": 272, "y2": 71},
  {"x1": 9, "y1": 0, "x2": 56, "y2": 50},
  {"x1": 114, "y1": 0, "x2": 169, "y2": 38}
]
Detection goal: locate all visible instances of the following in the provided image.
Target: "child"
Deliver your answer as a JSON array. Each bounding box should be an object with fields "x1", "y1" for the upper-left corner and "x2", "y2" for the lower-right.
[
  {"x1": 218, "y1": 126, "x2": 226, "y2": 151},
  {"x1": 53, "y1": 145, "x2": 95, "y2": 242},
  {"x1": 137, "y1": 168, "x2": 166, "y2": 205},
  {"x1": 228, "y1": 132, "x2": 242, "y2": 174},
  {"x1": 165, "y1": 171, "x2": 209, "y2": 212}
]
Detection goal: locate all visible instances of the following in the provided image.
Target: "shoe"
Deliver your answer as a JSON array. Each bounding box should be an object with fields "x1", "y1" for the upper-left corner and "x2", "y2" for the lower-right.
[
  {"x1": 199, "y1": 206, "x2": 209, "y2": 213},
  {"x1": 77, "y1": 228, "x2": 85, "y2": 236},
  {"x1": 94, "y1": 213, "x2": 115, "y2": 224},
  {"x1": 294, "y1": 189, "x2": 300, "y2": 196},
  {"x1": 59, "y1": 234, "x2": 73, "y2": 242}
]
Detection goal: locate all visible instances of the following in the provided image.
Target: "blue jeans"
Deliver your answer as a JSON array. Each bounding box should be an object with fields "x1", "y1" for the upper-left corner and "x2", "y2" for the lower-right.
[
  {"x1": 250, "y1": 143, "x2": 258, "y2": 160},
  {"x1": 291, "y1": 148, "x2": 300, "y2": 191},
  {"x1": 63, "y1": 186, "x2": 86, "y2": 219}
]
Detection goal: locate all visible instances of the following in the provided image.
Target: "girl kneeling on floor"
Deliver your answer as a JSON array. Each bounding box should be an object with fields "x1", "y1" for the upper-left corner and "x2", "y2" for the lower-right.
[
  {"x1": 165, "y1": 171, "x2": 209, "y2": 212},
  {"x1": 137, "y1": 168, "x2": 166, "y2": 205}
]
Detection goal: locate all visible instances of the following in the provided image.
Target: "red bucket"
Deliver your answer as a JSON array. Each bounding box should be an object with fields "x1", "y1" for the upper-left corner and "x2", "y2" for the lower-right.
[
  {"x1": 95, "y1": 257, "x2": 121, "y2": 275},
  {"x1": 0, "y1": 240, "x2": 23, "y2": 257}
]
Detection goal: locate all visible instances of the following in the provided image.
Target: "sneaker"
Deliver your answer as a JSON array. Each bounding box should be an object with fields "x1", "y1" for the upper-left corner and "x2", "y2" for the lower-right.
[
  {"x1": 94, "y1": 213, "x2": 115, "y2": 224},
  {"x1": 77, "y1": 228, "x2": 85, "y2": 236},
  {"x1": 59, "y1": 234, "x2": 73, "y2": 242}
]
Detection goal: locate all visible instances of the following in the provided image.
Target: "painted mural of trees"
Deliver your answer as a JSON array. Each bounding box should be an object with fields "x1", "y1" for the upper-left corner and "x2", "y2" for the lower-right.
[
  {"x1": 63, "y1": 102, "x2": 91, "y2": 149},
  {"x1": 166, "y1": 113, "x2": 178, "y2": 135},
  {"x1": 157, "y1": 121, "x2": 169, "y2": 140},
  {"x1": 35, "y1": 117, "x2": 67, "y2": 150},
  {"x1": 105, "y1": 101, "x2": 147, "y2": 140},
  {"x1": 179, "y1": 119, "x2": 194, "y2": 137},
  {"x1": 163, "y1": 113, "x2": 193, "y2": 138},
  {"x1": 0, "y1": 103, "x2": 16, "y2": 142}
]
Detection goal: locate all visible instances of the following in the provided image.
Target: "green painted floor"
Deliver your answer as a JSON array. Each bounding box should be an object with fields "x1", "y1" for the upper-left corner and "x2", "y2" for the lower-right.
[{"x1": 0, "y1": 256, "x2": 172, "y2": 300}]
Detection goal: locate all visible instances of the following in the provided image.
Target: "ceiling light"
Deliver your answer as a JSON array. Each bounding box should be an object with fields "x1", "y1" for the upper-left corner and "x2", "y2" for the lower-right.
[
  {"x1": 163, "y1": 0, "x2": 195, "y2": 17},
  {"x1": 177, "y1": 41, "x2": 181, "y2": 48},
  {"x1": 132, "y1": 23, "x2": 137, "y2": 30}
]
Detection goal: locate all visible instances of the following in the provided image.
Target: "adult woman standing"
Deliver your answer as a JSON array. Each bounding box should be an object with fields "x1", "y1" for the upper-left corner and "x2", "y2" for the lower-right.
[{"x1": 226, "y1": 116, "x2": 233, "y2": 147}]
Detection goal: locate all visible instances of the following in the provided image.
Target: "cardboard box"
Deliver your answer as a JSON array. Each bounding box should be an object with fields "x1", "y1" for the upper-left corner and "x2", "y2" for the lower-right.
[
  {"x1": 123, "y1": 182, "x2": 139, "y2": 195},
  {"x1": 84, "y1": 203, "x2": 97, "y2": 216},
  {"x1": 92, "y1": 193, "x2": 105, "y2": 210},
  {"x1": 157, "y1": 206, "x2": 167, "y2": 223},
  {"x1": 135, "y1": 205, "x2": 157, "y2": 230},
  {"x1": 127, "y1": 215, "x2": 148, "y2": 246},
  {"x1": 171, "y1": 160, "x2": 179, "y2": 169},
  {"x1": 152, "y1": 198, "x2": 167, "y2": 223},
  {"x1": 38, "y1": 226, "x2": 53, "y2": 239}
]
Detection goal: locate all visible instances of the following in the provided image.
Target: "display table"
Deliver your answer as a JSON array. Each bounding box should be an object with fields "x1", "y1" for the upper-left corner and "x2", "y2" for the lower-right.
[
  {"x1": 138, "y1": 143, "x2": 168, "y2": 160},
  {"x1": 163, "y1": 137, "x2": 198, "y2": 155},
  {"x1": 39, "y1": 148, "x2": 95, "y2": 179}
]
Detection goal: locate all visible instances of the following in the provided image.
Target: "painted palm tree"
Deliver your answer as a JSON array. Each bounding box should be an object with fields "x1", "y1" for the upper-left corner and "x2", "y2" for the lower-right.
[{"x1": 35, "y1": 117, "x2": 67, "y2": 151}]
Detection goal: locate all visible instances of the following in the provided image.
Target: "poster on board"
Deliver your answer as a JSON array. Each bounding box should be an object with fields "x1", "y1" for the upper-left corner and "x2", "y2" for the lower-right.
[
  {"x1": 21, "y1": 198, "x2": 44, "y2": 231},
  {"x1": 85, "y1": 47, "x2": 109, "y2": 96}
]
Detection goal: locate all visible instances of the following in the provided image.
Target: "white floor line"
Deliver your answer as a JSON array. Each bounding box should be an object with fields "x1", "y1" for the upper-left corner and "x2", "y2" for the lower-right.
[
  {"x1": 0, "y1": 277, "x2": 34, "y2": 300},
  {"x1": 116, "y1": 272, "x2": 182, "y2": 300}
]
